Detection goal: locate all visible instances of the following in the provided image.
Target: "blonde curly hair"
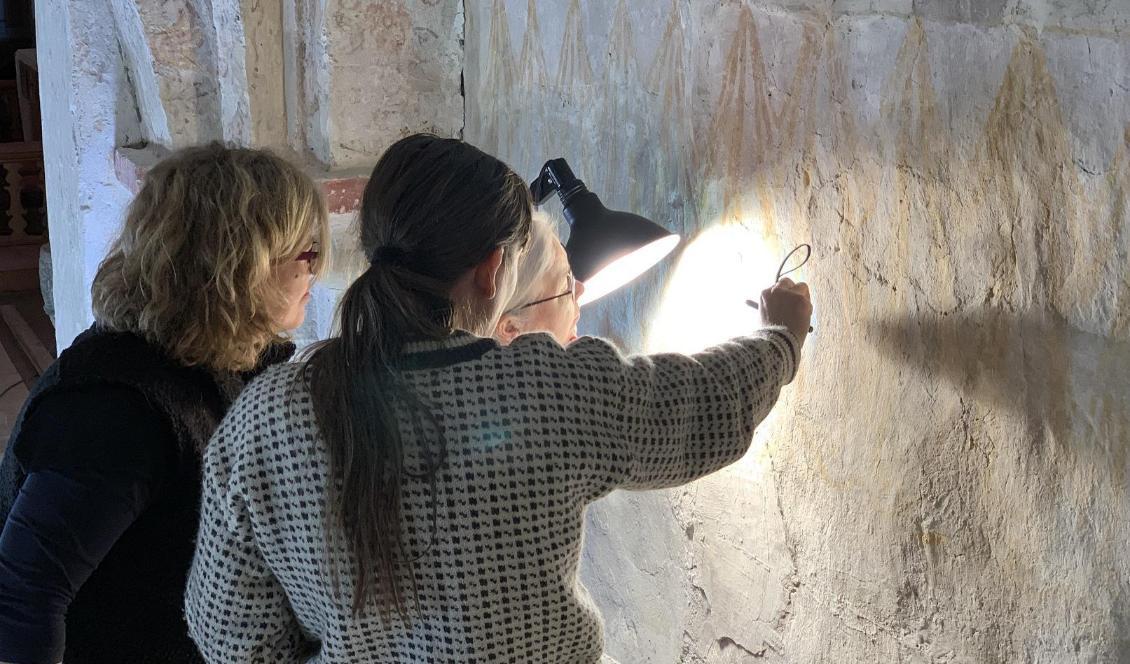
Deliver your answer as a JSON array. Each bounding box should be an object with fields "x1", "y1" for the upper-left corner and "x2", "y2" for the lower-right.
[{"x1": 92, "y1": 143, "x2": 330, "y2": 372}]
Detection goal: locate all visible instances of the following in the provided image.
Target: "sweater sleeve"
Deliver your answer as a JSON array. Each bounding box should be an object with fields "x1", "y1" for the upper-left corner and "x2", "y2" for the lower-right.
[
  {"x1": 185, "y1": 404, "x2": 311, "y2": 663},
  {"x1": 557, "y1": 327, "x2": 798, "y2": 492}
]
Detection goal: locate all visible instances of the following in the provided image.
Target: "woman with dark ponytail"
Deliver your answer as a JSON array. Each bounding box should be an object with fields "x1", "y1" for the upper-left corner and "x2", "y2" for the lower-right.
[{"x1": 185, "y1": 134, "x2": 813, "y2": 663}]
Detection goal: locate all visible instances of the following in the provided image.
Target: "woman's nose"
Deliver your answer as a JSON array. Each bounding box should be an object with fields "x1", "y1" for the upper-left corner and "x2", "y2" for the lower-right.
[{"x1": 574, "y1": 279, "x2": 586, "y2": 300}]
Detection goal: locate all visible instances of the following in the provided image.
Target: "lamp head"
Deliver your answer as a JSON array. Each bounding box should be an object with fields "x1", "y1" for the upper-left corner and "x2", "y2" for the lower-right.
[{"x1": 530, "y1": 159, "x2": 680, "y2": 306}]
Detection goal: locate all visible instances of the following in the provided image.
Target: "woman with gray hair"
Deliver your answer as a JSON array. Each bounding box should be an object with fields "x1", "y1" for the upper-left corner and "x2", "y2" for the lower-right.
[{"x1": 493, "y1": 210, "x2": 585, "y2": 346}]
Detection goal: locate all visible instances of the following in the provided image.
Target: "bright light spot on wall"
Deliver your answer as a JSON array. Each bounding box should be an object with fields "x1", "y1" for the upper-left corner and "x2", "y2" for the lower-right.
[
  {"x1": 645, "y1": 221, "x2": 799, "y2": 479},
  {"x1": 645, "y1": 222, "x2": 783, "y2": 355}
]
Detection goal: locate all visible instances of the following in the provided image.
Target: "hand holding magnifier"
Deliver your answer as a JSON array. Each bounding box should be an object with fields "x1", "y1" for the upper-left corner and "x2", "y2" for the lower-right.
[{"x1": 746, "y1": 243, "x2": 814, "y2": 334}]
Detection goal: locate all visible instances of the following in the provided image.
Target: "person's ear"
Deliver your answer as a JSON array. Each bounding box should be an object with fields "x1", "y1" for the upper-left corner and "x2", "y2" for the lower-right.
[
  {"x1": 473, "y1": 246, "x2": 505, "y2": 300},
  {"x1": 495, "y1": 314, "x2": 522, "y2": 345}
]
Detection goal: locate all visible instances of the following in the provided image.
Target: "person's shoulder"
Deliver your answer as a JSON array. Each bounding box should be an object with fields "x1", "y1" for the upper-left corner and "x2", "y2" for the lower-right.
[
  {"x1": 225, "y1": 361, "x2": 308, "y2": 424},
  {"x1": 206, "y1": 361, "x2": 313, "y2": 475},
  {"x1": 505, "y1": 332, "x2": 619, "y2": 354},
  {"x1": 244, "y1": 360, "x2": 306, "y2": 396},
  {"x1": 16, "y1": 385, "x2": 174, "y2": 473},
  {"x1": 32, "y1": 383, "x2": 161, "y2": 417},
  {"x1": 233, "y1": 354, "x2": 305, "y2": 402},
  {"x1": 23, "y1": 384, "x2": 169, "y2": 443},
  {"x1": 55, "y1": 327, "x2": 168, "y2": 377},
  {"x1": 503, "y1": 331, "x2": 563, "y2": 354},
  {"x1": 495, "y1": 332, "x2": 628, "y2": 371},
  {"x1": 211, "y1": 360, "x2": 293, "y2": 424}
]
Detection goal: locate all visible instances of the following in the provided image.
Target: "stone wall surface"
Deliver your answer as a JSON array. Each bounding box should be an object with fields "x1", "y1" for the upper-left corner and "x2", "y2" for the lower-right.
[
  {"x1": 38, "y1": 0, "x2": 1130, "y2": 661},
  {"x1": 44, "y1": 0, "x2": 464, "y2": 348},
  {"x1": 108, "y1": 0, "x2": 464, "y2": 166},
  {"x1": 315, "y1": 0, "x2": 464, "y2": 167},
  {"x1": 465, "y1": 1, "x2": 1130, "y2": 662},
  {"x1": 40, "y1": 0, "x2": 143, "y2": 350}
]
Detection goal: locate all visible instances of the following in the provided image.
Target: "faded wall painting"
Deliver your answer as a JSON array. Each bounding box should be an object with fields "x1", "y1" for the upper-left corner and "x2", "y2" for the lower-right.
[{"x1": 467, "y1": 1, "x2": 1130, "y2": 662}]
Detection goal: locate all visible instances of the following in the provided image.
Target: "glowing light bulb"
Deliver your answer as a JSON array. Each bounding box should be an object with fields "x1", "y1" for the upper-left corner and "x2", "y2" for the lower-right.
[{"x1": 577, "y1": 235, "x2": 681, "y2": 306}]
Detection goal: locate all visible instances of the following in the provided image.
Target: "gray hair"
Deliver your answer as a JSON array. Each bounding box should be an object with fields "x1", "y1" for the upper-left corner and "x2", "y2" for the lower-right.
[{"x1": 501, "y1": 209, "x2": 562, "y2": 316}]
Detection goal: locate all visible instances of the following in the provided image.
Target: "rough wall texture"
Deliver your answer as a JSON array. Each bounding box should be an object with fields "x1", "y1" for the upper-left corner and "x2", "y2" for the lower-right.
[
  {"x1": 45, "y1": 0, "x2": 464, "y2": 347},
  {"x1": 39, "y1": 0, "x2": 143, "y2": 350},
  {"x1": 312, "y1": 0, "x2": 464, "y2": 168},
  {"x1": 108, "y1": 0, "x2": 463, "y2": 165},
  {"x1": 40, "y1": 0, "x2": 1130, "y2": 659},
  {"x1": 466, "y1": 1, "x2": 1130, "y2": 662}
]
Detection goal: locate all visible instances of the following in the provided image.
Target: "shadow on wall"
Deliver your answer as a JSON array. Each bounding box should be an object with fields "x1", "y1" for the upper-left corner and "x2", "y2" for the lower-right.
[
  {"x1": 465, "y1": 0, "x2": 1130, "y2": 656},
  {"x1": 865, "y1": 308, "x2": 1130, "y2": 660},
  {"x1": 867, "y1": 308, "x2": 1130, "y2": 480}
]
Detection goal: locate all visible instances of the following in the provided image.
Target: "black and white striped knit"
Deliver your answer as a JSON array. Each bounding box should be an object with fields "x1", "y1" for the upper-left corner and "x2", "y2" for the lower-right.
[{"x1": 185, "y1": 328, "x2": 799, "y2": 663}]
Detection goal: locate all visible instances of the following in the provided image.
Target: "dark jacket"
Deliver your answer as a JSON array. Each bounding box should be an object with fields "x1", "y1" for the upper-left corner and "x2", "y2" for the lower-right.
[{"x1": 0, "y1": 326, "x2": 293, "y2": 664}]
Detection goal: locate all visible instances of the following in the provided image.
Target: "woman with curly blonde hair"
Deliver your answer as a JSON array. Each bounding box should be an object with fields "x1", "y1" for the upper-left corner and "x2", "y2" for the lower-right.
[{"x1": 0, "y1": 142, "x2": 329, "y2": 664}]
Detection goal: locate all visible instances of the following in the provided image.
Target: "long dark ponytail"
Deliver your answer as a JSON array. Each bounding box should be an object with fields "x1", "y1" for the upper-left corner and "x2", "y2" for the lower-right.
[{"x1": 305, "y1": 135, "x2": 531, "y2": 618}]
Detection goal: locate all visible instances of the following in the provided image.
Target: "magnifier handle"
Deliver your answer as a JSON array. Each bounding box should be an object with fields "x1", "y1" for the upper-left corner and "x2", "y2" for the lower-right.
[{"x1": 745, "y1": 299, "x2": 814, "y2": 333}]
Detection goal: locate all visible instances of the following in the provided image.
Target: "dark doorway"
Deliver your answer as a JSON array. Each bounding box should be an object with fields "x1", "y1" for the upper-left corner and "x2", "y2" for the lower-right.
[{"x1": 0, "y1": 0, "x2": 52, "y2": 445}]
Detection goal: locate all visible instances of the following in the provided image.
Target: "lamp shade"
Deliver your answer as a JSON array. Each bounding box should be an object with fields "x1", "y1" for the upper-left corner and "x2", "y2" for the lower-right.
[
  {"x1": 530, "y1": 158, "x2": 680, "y2": 306},
  {"x1": 562, "y1": 191, "x2": 680, "y2": 305}
]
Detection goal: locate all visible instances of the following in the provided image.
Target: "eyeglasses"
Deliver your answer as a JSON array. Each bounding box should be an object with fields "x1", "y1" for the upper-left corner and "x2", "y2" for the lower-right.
[
  {"x1": 295, "y1": 248, "x2": 319, "y2": 264},
  {"x1": 506, "y1": 272, "x2": 576, "y2": 314}
]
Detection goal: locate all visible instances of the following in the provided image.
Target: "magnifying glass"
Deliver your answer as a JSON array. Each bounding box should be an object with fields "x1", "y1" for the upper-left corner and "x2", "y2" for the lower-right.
[{"x1": 746, "y1": 243, "x2": 814, "y2": 333}]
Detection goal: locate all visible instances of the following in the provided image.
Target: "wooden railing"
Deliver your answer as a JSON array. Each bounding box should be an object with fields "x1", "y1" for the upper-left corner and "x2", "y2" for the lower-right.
[{"x1": 0, "y1": 141, "x2": 45, "y2": 244}]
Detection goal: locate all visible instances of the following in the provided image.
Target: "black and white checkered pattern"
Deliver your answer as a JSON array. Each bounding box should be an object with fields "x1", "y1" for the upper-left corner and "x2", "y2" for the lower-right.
[{"x1": 185, "y1": 329, "x2": 798, "y2": 663}]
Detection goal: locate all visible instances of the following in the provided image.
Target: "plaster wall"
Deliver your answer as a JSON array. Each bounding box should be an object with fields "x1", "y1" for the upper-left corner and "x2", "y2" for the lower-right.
[
  {"x1": 38, "y1": 0, "x2": 1130, "y2": 660},
  {"x1": 39, "y1": 0, "x2": 143, "y2": 351},
  {"x1": 43, "y1": 0, "x2": 464, "y2": 348},
  {"x1": 464, "y1": 1, "x2": 1130, "y2": 662}
]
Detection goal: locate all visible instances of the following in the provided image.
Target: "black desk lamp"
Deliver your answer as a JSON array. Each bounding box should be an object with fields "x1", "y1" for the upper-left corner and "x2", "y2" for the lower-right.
[{"x1": 530, "y1": 159, "x2": 680, "y2": 306}]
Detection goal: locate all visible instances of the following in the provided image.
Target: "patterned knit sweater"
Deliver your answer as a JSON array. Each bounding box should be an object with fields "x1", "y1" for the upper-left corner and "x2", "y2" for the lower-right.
[{"x1": 185, "y1": 329, "x2": 799, "y2": 663}]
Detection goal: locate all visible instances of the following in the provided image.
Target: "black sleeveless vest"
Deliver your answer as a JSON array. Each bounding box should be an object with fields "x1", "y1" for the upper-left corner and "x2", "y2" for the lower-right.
[{"x1": 0, "y1": 326, "x2": 293, "y2": 663}]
